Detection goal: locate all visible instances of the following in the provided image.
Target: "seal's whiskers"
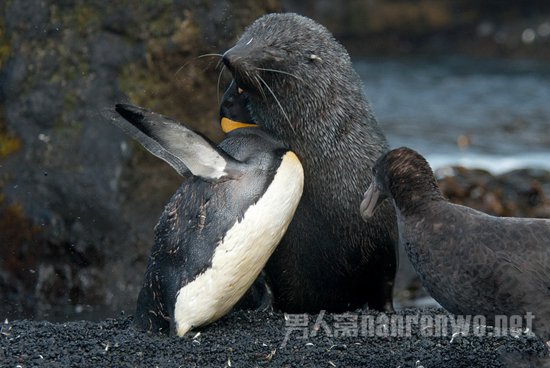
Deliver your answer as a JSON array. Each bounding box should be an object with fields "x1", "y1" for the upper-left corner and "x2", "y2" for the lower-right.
[
  {"x1": 256, "y1": 67, "x2": 304, "y2": 83},
  {"x1": 197, "y1": 53, "x2": 224, "y2": 59},
  {"x1": 258, "y1": 75, "x2": 295, "y2": 133},
  {"x1": 197, "y1": 54, "x2": 225, "y2": 71},
  {"x1": 253, "y1": 75, "x2": 268, "y2": 101},
  {"x1": 175, "y1": 53, "x2": 224, "y2": 86},
  {"x1": 217, "y1": 65, "x2": 227, "y2": 105}
]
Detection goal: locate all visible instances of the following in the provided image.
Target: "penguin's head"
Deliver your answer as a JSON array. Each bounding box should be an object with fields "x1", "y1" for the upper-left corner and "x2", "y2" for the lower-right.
[{"x1": 220, "y1": 82, "x2": 257, "y2": 133}]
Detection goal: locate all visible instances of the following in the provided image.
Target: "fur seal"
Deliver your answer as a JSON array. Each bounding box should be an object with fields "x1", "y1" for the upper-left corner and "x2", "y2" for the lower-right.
[
  {"x1": 222, "y1": 13, "x2": 398, "y2": 312},
  {"x1": 361, "y1": 147, "x2": 550, "y2": 344},
  {"x1": 107, "y1": 102, "x2": 304, "y2": 336}
]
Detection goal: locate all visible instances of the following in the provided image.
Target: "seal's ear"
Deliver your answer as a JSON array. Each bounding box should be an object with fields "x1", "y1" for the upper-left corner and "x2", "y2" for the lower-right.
[{"x1": 104, "y1": 104, "x2": 242, "y2": 182}]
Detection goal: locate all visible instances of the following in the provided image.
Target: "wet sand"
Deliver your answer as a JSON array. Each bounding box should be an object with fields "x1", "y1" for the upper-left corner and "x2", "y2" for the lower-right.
[{"x1": 1, "y1": 308, "x2": 548, "y2": 367}]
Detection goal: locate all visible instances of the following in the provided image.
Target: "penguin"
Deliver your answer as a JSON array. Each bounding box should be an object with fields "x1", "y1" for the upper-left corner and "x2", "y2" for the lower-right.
[{"x1": 105, "y1": 91, "x2": 304, "y2": 336}]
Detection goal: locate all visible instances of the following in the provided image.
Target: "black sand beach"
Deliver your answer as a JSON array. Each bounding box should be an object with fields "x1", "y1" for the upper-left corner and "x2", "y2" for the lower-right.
[{"x1": 2, "y1": 308, "x2": 548, "y2": 367}]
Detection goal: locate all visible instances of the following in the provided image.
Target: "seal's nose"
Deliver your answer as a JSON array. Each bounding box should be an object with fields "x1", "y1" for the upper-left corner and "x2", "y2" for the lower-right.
[
  {"x1": 222, "y1": 45, "x2": 256, "y2": 93},
  {"x1": 222, "y1": 53, "x2": 230, "y2": 67},
  {"x1": 223, "y1": 44, "x2": 247, "y2": 72},
  {"x1": 222, "y1": 52, "x2": 234, "y2": 70}
]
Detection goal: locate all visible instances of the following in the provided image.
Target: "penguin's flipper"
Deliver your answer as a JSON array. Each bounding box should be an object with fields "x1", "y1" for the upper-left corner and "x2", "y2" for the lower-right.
[{"x1": 107, "y1": 103, "x2": 241, "y2": 181}]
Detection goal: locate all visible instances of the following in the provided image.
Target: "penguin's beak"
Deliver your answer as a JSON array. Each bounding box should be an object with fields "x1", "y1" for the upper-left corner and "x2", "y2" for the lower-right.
[
  {"x1": 360, "y1": 182, "x2": 382, "y2": 220},
  {"x1": 221, "y1": 117, "x2": 257, "y2": 133}
]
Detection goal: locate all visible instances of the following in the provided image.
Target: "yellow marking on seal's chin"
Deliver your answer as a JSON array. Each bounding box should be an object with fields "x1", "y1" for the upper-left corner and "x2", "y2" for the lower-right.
[{"x1": 221, "y1": 117, "x2": 257, "y2": 133}]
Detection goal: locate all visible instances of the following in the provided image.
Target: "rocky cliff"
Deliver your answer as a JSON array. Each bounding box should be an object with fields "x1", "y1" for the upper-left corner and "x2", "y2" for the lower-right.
[{"x1": 0, "y1": 0, "x2": 280, "y2": 320}]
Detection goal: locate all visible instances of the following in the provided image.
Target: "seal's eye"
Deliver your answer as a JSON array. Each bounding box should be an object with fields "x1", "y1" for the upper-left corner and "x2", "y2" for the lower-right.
[{"x1": 308, "y1": 54, "x2": 322, "y2": 63}]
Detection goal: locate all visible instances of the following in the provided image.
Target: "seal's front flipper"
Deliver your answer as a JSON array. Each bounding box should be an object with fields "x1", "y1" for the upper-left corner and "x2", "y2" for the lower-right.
[{"x1": 106, "y1": 103, "x2": 242, "y2": 182}]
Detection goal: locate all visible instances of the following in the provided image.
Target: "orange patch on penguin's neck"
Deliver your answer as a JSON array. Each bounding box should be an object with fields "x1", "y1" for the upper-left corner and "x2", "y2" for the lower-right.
[{"x1": 221, "y1": 117, "x2": 257, "y2": 133}]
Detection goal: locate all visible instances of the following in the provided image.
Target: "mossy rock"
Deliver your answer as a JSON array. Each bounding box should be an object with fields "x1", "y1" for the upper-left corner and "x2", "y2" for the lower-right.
[
  {"x1": 118, "y1": 2, "x2": 281, "y2": 143},
  {"x1": 0, "y1": 105, "x2": 21, "y2": 160},
  {"x1": 0, "y1": 0, "x2": 282, "y2": 320}
]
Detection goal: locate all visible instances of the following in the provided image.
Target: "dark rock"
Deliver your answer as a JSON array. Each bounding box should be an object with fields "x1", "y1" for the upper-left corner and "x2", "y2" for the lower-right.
[
  {"x1": 90, "y1": 32, "x2": 142, "y2": 70},
  {"x1": 5, "y1": 0, "x2": 50, "y2": 36},
  {"x1": 438, "y1": 167, "x2": 550, "y2": 218},
  {"x1": 20, "y1": 82, "x2": 65, "y2": 128}
]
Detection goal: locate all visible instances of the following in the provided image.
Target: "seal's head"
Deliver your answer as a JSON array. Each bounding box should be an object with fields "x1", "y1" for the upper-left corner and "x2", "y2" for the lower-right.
[
  {"x1": 222, "y1": 13, "x2": 374, "y2": 146},
  {"x1": 361, "y1": 147, "x2": 446, "y2": 220}
]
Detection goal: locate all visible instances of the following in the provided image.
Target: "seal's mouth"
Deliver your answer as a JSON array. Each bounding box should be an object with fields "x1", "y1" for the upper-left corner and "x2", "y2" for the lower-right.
[
  {"x1": 229, "y1": 73, "x2": 258, "y2": 97},
  {"x1": 219, "y1": 82, "x2": 257, "y2": 133}
]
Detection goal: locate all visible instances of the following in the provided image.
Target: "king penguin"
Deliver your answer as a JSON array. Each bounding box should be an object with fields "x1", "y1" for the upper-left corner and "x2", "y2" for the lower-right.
[{"x1": 106, "y1": 85, "x2": 304, "y2": 336}]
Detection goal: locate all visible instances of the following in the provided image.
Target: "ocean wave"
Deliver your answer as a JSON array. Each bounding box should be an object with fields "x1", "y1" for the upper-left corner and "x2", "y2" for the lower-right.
[{"x1": 427, "y1": 152, "x2": 550, "y2": 174}]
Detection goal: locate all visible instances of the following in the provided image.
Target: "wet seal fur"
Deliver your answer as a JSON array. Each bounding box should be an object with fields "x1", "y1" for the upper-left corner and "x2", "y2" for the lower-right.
[
  {"x1": 222, "y1": 13, "x2": 398, "y2": 312},
  {"x1": 362, "y1": 147, "x2": 550, "y2": 345},
  {"x1": 106, "y1": 101, "x2": 304, "y2": 336}
]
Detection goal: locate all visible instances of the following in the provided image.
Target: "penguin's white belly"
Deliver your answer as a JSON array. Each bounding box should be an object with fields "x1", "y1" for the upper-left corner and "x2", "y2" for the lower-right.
[{"x1": 174, "y1": 151, "x2": 304, "y2": 336}]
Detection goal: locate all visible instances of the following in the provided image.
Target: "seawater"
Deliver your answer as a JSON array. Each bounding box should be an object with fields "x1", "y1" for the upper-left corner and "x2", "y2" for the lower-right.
[{"x1": 356, "y1": 56, "x2": 550, "y2": 173}]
